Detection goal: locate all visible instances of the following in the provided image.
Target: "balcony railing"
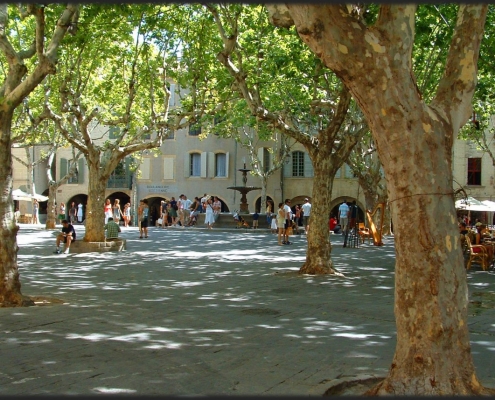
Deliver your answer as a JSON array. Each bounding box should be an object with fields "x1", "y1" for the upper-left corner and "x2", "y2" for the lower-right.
[{"x1": 107, "y1": 175, "x2": 132, "y2": 189}]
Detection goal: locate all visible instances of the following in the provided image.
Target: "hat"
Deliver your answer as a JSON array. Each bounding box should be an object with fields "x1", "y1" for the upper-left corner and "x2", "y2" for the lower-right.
[
  {"x1": 304, "y1": 198, "x2": 309, "y2": 201},
  {"x1": 475, "y1": 222, "x2": 482, "y2": 227}
]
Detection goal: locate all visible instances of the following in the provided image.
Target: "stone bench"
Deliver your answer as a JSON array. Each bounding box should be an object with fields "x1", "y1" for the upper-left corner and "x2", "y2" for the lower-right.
[{"x1": 69, "y1": 239, "x2": 126, "y2": 254}]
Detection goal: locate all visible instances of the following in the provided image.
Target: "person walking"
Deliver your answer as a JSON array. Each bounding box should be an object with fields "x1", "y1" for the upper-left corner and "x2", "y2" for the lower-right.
[
  {"x1": 138, "y1": 199, "x2": 149, "y2": 239},
  {"x1": 168, "y1": 202, "x2": 178, "y2": 227},
  {"x1": 283, "y1": 198, "x2": 293, "y2": 245},
  {"x1": 160, "y1": 200, "x2": 168, "y2": 228},
  {"x1": 301, "y1": 198, "x2": 312, "y2": 234},
  {"x1": 69, "y1": 201, "x2": 77, "y2": 224},
  {"x1": 32, "y1": 199, "x2": 39, "y2": 224},
  {"x1": 204, "y1": 197, "x2": 215, "y2": 229},
  {"x1": 112, "y1": 199, "x2": 122, "y2": 225},
  {"x1": 123, "y1": 203, "x2": 131, "y2": 227},
  {"x1": 58, "y1": 202, "x2": 66, "y2": 224},
  {"x1": 276, "y1": 202, "x2": 286, "y2": 245},
  {"x1": 338, "y1": 199, "x2": 350, "y2": 235}
]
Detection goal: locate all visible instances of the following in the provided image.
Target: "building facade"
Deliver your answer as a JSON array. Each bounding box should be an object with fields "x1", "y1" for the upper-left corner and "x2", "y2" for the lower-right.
[{"x1": 14, "y1": 120, "x2": 494, "y2": 226}]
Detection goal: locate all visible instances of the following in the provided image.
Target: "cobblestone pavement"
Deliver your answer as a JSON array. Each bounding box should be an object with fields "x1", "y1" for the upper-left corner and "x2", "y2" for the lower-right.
[{"x1": 1, "y1": 224, "x2": 494, "y2": 395}]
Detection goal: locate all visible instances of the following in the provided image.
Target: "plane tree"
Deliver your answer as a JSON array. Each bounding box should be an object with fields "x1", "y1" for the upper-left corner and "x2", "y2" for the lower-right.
[
  {"x1": 42, "y1": 5, "x2": 215, "y2": 242},
  {"x1": 204, "y1": 4, "x2": 367, "y2": 274},
  {"x1": 205, "y1": 105, "x2": 295, "y2": 215},
  {"x1": 267, "y1": 3, "x2": 492, "y2": 395},
  {"x1": 0, "y1": 4, "x2": 79, "y2": 307}
]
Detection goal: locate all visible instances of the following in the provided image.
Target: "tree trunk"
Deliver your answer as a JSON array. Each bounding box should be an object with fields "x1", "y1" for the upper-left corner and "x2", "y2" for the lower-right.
[
  {"x1": 365, "y1": 117, "x2": 484, "y2": 394},
  {"x1": 83, "y1": 165, "x2": 107, "y2": 242},
  {"x1": 280, "y1": 3, "x2": 492, "y2": 394},
  {"x1": 0, "y1": 112, "x2": 34, "y2": 307},
  {"x1": 299, "y1": 141, "x2": 342, "y2": 275},
  {"x1": 300, "y1": 163, "x2": 337, "y2": 274},
  {"x1": 45, "y1": 184, "x2": 58, "y2": 230},
  {"x1": 259, "y1": 175, "x2": 267, "y2": 214}
]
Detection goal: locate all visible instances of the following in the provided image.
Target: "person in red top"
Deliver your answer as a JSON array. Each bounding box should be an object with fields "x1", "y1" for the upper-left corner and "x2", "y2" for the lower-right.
[{"x1": 329, "y1": 215, "x2": 338, "y2": 232}]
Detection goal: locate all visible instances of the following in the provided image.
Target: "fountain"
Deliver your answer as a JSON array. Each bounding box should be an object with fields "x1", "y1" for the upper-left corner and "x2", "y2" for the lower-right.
[{"x1": 227, "y1": 163, "x2": 261, "y2": 214}]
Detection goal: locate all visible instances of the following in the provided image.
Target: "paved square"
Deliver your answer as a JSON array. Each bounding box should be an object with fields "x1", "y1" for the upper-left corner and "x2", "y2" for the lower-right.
[{"x1": 1, "y1": 225, "x2": 494, "y2": 395}]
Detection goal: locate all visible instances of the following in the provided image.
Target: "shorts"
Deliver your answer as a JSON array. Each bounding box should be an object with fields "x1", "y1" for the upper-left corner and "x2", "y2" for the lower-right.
[
  {"x1": 303, "y1": 216, "x2": 310, "y2": 226},
  {"x1": 284, "y1": 219, "x2": 290, "y2": 229},
  {"x1": 58, "y1": 214, "x2": 65, "y2": 220},
  {"x1": 141, "y1": 217, "x2": 149, "y2": 228},
  {"x1": 63, "y1": 236, "x2": 75, "y2": 244}
]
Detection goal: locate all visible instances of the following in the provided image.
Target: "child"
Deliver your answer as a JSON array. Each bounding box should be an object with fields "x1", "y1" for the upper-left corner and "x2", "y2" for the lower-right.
[
  {"x1": 252, "y1": 211, "x2": 259, "y2": 229},
  {"x1": 271, "y1": 213, "x2": 278, "y2": 233}
]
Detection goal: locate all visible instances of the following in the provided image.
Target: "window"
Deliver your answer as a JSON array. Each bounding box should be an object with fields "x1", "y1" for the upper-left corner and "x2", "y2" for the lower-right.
[
  {"x1": 257, "y1": 147, "x2": 270, "y2": 173},
  {"x1": 467, "y1": 157, "x2": 482, "y2": 185},
  {"x1": 190, "y1": 153, "x2": 201, "y2": 176},
  {"x1": 67, "y1": 159, "x2": 78, "y2": 184},
  {"x1": 292, "y1": 151, "x2": 304, "y2": 177},
  {"x1": 216, "y1": 153, "x2": 227, "y2": 177},
  {"x1": 189, "y1": 123, "x2": 201, "y2": 136},
  {"x1": 164, "y1": 129, "x2": 175, "y2": 140}
]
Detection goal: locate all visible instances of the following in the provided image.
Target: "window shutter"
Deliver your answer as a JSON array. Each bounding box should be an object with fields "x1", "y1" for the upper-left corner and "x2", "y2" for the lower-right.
[
  {"x1": 60, "y1": 158, "x2": 68, "y2": 179},
  {"x1": 225, "y1": 152, "x2": 229, "y2": 178},
  {"x1": 163, "y1": 158, "x2": 174, "y2": 180},
  {"x1": 208, "y1": 152, "x2": 215, "y2": 178},
  {"x1": 78, "y1": 158, "x2": 85, "y2": 183},
  {"x1": 304, "y1": 152, "x2": 314, "y2": 177},
  {"x1": 184, "y1": 154, "x2": 190, "y2": 177},
  {"x1": 201, "y1": 152, "x2": 207, "y2": 178},
  {"x1": 140, "y1": 158, "x2": 151, "y2": 180}
]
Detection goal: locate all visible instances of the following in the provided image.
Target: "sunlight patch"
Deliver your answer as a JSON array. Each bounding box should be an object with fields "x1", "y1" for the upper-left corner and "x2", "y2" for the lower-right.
[{"x1": 93, "y1": 387, "x2": 137, "y2": 394}]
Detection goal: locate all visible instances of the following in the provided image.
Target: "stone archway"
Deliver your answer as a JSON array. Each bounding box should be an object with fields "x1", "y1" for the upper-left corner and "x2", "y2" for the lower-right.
[
  {"x1": 144, "y1": 196, "x2": 167, "y2": 226},
  {"x1": 212, "y1": 195, "x2": 229, "y2": 213},
  {"x1": 255, "y1": 195, "x2": 274, "y2": 214},
  {"x1": 67, "y1": 194, "x2": 89, "y2": 224},
  {"x1": 330, "y1": 196, "x2": 365, "y2": 224}
]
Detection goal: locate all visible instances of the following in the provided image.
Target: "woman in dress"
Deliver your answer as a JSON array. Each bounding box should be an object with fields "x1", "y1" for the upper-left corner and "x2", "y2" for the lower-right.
[
  {"x1": 77, "y1": 203, "x2": 84, "y2": 223},
  {"x1": 123, "y1": 203, "x2": 131, "y2": 227},
  {"x1": 204, "y1": 197, "x2": 215, "y2": 229},
  {"x1": 32, "y1": 199, "x2": 39, "y2": 224},
  {"x1": 112, "y1": 199, "x2": 122, "y2": 224},
  {"x1": 104, "y1": 199, "x2": 112, "y2": 224},
  {"x1": 58, "y1": 202, "x2": 66, "y2": 224}
]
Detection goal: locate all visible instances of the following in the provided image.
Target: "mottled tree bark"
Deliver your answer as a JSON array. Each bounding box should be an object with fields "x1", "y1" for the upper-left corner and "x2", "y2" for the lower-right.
[{"x1": 272, "y1": 3, "x2": 493, "y2": 395}]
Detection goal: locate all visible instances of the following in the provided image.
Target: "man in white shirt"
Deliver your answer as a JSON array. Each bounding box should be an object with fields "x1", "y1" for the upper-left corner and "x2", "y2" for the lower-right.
[
  {"x1": 301, "y1": 198, "x2": 312, "y2": 234},
  {"x1": 283, "y1": 198, "x2": 293, "y2": 245},
  {"x1": 338, "y1": 199, "x2": 350, "y2": 235},
  {"x1": 180, "y1": 195, "x2": 192, "y2": 226}
]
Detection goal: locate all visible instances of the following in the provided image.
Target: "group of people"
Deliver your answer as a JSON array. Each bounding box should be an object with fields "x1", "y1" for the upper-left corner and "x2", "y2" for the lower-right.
[
  {"x1": 268, "y1": 198, "x2": 312, "y2": 240},
  {"x1": 459, "y1": 219, "x2": 495, "y2": 266},
  {"x1": 57, "y1": 201, "x2": 84, "y2": 225},
  {"x1": 104, "y1": 198, "x2": 132, "y2": 227},
  {"x1": 270, "y1": 198, "x2": 312, "y2": 245},
  {"x1": 155, "y1": 194, "x2": 222, "y2": 230}
]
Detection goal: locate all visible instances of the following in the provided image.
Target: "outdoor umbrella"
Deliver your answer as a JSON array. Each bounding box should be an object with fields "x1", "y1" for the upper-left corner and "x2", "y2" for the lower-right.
[
  {"x1": 12, "y1": 189, "x2": 33, "y2": 201},
  {"x1": 455, "y1": 196, "x2": 494, "y2": 211},
  {"x1": 12, "y1": 189, "x2": 48, "y2": 202}
]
